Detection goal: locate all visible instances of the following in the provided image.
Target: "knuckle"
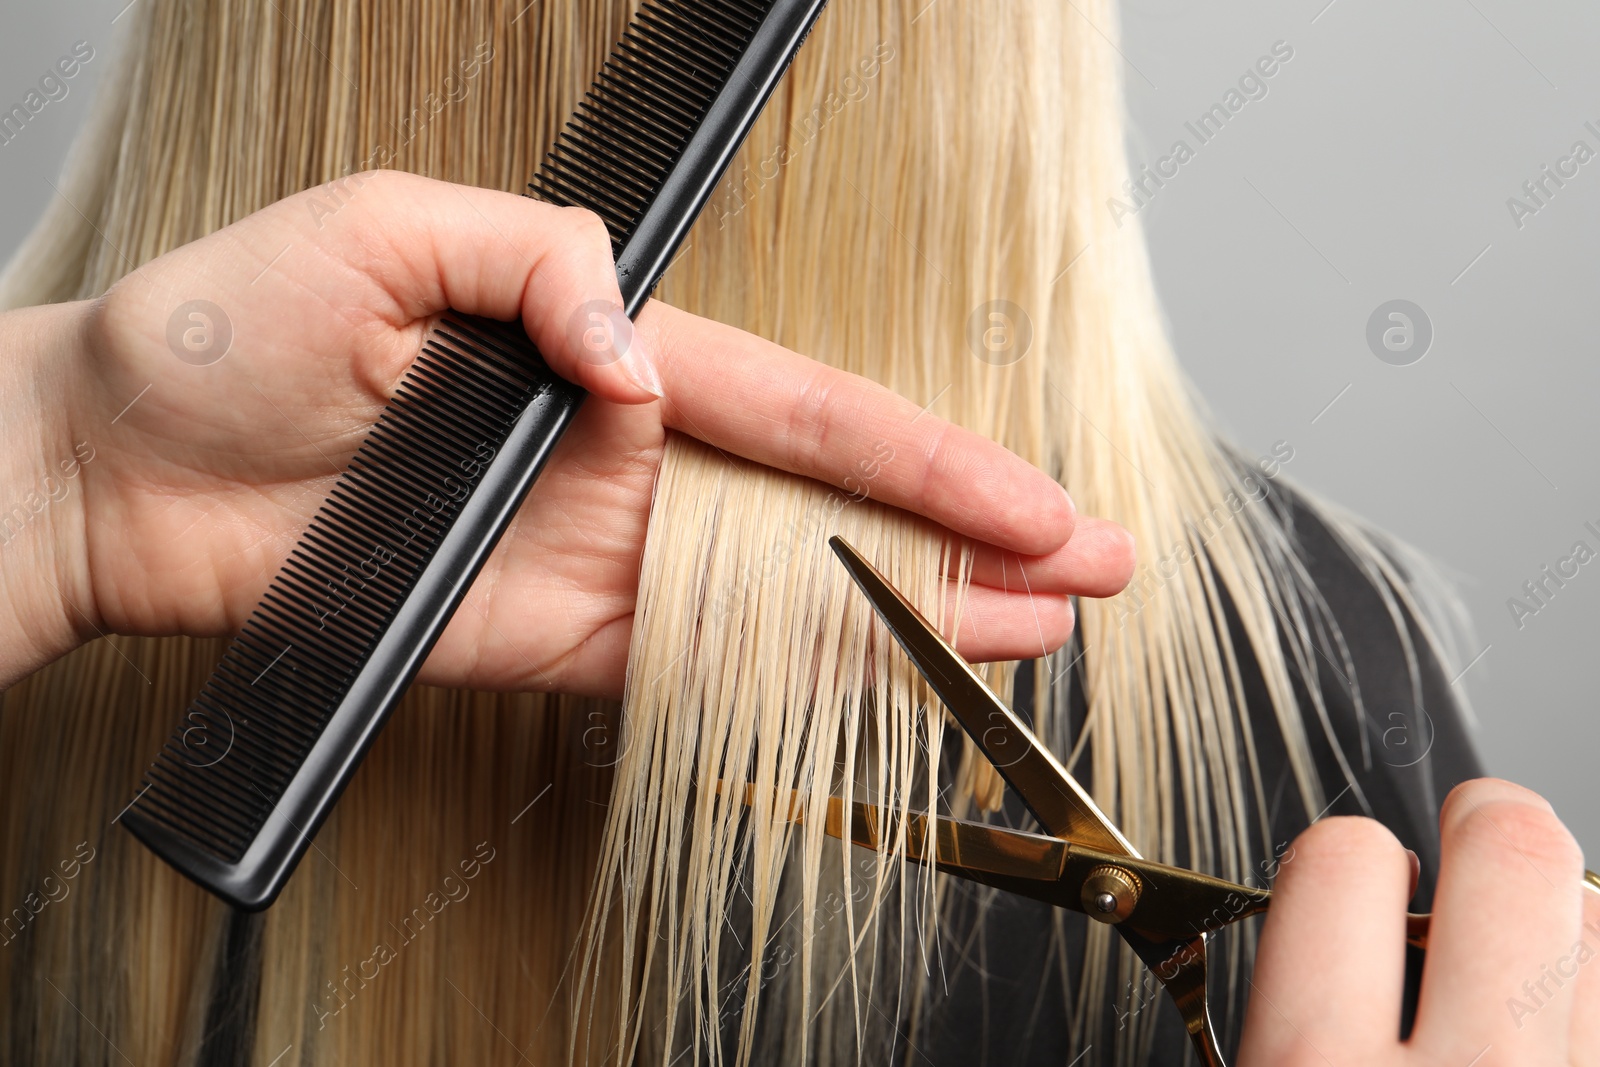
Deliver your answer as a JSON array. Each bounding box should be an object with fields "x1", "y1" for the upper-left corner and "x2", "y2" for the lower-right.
[
  {"x1": 915, "y1": 421, "x2": 956, "y2": 501},
  {"x1": 86, "y1": 287, "x2": 128, "y2": 352},
  {"x1": 786, "y1": 368, "x2": 836, "y2": 473},
  {"x1": 86, "y1": 281, "x2": 150, "y2": 371},
  {"x1": 562, "y1": 207, "x2": 613, "y2": 256},
  {"x1": 332, "y1": 168, "x2": 391, "y2": 202}
]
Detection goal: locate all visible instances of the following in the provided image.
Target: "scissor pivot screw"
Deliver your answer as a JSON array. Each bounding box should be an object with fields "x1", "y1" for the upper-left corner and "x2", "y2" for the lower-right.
[{"x1": 1081, "y1": 865, "x2": 1141, "y2": 924}]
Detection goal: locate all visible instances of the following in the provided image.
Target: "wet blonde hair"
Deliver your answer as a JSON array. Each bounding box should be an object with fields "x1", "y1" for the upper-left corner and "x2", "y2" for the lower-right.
[{"x1": 0, "y1": 0, "x2": 1421, "y2": 1063}]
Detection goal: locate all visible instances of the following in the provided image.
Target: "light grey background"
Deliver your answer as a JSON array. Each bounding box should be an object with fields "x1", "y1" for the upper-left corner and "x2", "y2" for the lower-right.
[
  {"x1": 0, "y1": 3, "x2": 121, "y2": 268},
  {"x1": 2, "y1": 2, "x2": 1594, "y2": 853},
  {"x1": 1117, "y1": 0, "x2": 1598, "y2": 853}
]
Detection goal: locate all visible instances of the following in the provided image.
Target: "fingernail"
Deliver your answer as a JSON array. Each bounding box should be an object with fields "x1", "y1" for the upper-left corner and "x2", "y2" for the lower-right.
[
  {"x1": 1059, "y1": 482, "x2": 1075, "y2": 513},
  {"x1": 618, "y1": 336, "x2": 663, "y2": 399},
  {"x1": 571, "y1": 300, "x2": 662, "y2": 399},
  {"x1": 1404, "y1": 848, "x2": 1421, "y2": 896}
]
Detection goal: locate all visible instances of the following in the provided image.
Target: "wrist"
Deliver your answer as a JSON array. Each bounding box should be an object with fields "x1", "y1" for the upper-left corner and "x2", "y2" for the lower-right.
[{"x1": 0, "y1": 299, "x2": 98, "y2": 687}]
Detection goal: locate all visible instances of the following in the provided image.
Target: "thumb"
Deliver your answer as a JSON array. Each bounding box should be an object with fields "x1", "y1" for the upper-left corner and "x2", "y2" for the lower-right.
[{"x1": 303, "y1": 170, "x2": 662, "y2": 404}]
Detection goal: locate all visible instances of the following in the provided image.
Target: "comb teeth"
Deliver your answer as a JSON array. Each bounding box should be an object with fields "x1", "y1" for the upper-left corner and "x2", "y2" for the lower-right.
[
  {"x1": 123, "y1": 0, "x2": 829, "y2": 909},
  {"x1": 132, "y1": 319, "x2": 546, "y2": 862},
  {"x1": 528, "y1": 0, "x2": 767, "y2": 251}
]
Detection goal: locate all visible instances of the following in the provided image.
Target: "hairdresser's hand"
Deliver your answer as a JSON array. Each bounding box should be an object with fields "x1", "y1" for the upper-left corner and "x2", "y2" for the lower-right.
[
  {"x1": 1239, "y1": 778, "x2": 1598, "y2": 1066},
  {"x1": 10, "y1": 171, "x2": 1134, "y2": 695}
]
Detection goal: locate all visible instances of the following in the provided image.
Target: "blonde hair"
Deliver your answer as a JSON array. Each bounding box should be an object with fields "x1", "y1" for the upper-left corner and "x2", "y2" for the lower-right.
[{"x1": 0, "y1": 1, "x2": 1430, "y2": 1064}]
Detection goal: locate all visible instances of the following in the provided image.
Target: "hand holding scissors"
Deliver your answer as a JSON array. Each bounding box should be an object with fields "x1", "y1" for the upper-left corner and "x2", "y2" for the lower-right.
[{"x1": 736, "y1": 536, "x2": 1600, "y2": 1065}]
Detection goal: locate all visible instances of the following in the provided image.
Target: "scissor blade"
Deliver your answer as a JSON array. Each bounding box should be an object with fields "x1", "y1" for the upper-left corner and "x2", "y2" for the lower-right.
[
  {"x1": 719, "y1": 782, "x2": 1274, "y2": 938},
  {"x1": 829, "y1": 535, "x2": 1137, "y2": 858},
  {"x1": 723, "y1": 782, "x2": 1076, "y2": 910}
]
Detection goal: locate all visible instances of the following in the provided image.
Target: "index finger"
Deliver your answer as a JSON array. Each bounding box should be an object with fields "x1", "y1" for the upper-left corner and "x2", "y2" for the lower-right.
[{"x1": 635, "y1": 301, "x2": 1077, "y2": 558}]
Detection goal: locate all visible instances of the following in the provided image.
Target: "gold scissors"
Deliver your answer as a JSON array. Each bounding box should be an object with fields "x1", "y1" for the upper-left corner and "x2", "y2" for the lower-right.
[{"x1": 733, "y1": 535, "x2": 1600, "y2": 1066}]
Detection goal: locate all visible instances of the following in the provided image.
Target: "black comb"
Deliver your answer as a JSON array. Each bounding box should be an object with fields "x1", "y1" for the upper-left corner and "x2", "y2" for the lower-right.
[{"x1": 121, "y1": 0, "x2": 829, "y2": 910}]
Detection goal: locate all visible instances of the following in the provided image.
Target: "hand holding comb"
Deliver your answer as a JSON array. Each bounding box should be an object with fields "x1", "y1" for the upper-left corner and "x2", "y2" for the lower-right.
[{"x1": 122, "y1": 0, "x2": 830, "y2": 910}]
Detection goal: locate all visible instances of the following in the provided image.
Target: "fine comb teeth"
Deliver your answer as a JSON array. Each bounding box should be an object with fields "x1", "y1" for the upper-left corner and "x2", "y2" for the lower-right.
[
  {"x1": 534, "y1": 0, "x2": 813, "y2": 311},
  {"x1": 531, "y1": 0, "x2": 767, "y2": 255},
  {"x1": 122, "y1": 0, "x2": 829, "y2": 911}
]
